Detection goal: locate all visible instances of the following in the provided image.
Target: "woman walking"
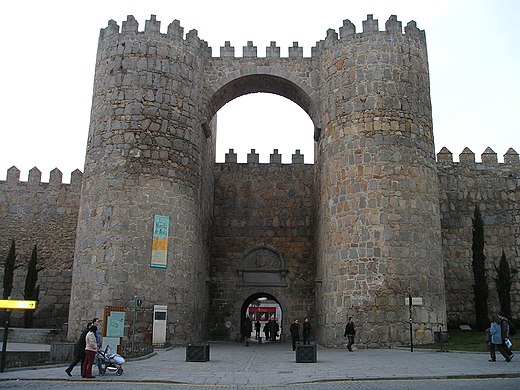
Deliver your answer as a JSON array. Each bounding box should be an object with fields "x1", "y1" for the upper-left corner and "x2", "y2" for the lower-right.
[{"x1": 82, "y1": 324, "x2": 98, "y2": 378}]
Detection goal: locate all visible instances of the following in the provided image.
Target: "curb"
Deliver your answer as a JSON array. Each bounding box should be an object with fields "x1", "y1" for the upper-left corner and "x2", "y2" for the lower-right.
[{"x1": 2, "y1": 372, "x2": 520, "y2": 385}]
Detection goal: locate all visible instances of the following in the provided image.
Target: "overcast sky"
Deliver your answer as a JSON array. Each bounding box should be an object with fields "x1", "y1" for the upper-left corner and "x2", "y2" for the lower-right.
[{"x1": 0, "y1": 0, "x2": 518, "y2": 182}]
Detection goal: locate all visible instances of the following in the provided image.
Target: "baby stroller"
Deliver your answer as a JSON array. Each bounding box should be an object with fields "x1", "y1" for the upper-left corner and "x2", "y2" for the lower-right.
[{"x1": 96, "y1": 345, "x2": 125, "y2": 376}]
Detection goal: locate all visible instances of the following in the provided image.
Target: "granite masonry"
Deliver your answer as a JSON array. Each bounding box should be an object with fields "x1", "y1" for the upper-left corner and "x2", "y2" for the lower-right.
[{"x1": 0, "y1": 14, "x2": 518, "y2": 348}]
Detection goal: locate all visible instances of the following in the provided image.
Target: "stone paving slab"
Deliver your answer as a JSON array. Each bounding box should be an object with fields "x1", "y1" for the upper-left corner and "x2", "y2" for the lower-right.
[{"x1": 0, "y1": 341, "x2": 519, "y2": 386}]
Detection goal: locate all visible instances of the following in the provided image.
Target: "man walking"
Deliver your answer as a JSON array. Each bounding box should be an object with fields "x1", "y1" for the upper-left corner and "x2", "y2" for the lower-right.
[
  {"x1": 91, "y1": 317, "x2": 104, "y2": 373},
  {"x1": 344, "y1": 317, "x2": 356, "y2": 352},
  {"x1": 498, "y1": 312, "x2": 514, "y2": 361},
  {"x1": 290, "y1": 319, "x2": 300, "y2": 351},
  {"x1": 65, "y1": 322, "x2": 90, "y2": 377},
  {"x1": 241, "y1": 317, "x2": 253, "y2": 346},
  {"x1": 255, "y1": 320, "x2": 261, "y2": 340}
]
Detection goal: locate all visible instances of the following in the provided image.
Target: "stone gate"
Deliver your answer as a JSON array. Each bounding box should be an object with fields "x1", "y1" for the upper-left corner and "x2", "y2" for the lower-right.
[{"x1": 65, "y1": 13, "x2": 446, "y2": 347}]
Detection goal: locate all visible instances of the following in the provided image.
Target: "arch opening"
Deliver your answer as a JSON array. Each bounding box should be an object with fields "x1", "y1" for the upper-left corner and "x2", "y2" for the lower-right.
[
  {"x1": 216, "y1": 93, "x2": 315, "y2": 163},
  {"x1": 208, "y1": 74, "x2": 315, "y2": 121},
  {"x1": 241, "y1": 292, "x2": 283, "y2": 343},
  {"x1": 208, "y1": 73, "x2": 319, "y2": 164}
]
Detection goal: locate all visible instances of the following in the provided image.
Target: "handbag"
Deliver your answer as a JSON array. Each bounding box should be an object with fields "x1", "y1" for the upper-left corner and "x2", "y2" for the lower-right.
[{"x1": 505, "y1": 338, "x2": 512, "y2": 349}]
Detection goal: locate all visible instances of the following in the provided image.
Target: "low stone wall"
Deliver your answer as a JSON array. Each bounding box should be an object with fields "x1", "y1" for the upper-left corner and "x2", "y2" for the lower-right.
[
  {"x1": 50, "y1": 342, "x2": 74, "y2": 363},
  {"x1": 2, "y1": 351, "x2": 50, "y2": 369},
  {"x1": 1, "y1": 342, "x2": 73, "y2": 370},
  {"x1": 0, "y1": 328, "x2": 55, "y2": 343}
]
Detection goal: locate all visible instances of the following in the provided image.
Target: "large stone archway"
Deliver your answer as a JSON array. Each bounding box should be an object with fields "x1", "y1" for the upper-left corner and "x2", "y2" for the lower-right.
[
  {"x1": 69, "y1": 14, "x2": 446, "y2": 348},
  {"x1": 205, "y1": 72, "x2": 322, "y2": 138}
]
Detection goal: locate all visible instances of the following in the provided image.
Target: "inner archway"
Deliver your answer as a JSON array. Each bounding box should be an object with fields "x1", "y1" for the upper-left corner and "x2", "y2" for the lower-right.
[{"x1": 241, "y1": 292, "x2": 283, "y2": 343}]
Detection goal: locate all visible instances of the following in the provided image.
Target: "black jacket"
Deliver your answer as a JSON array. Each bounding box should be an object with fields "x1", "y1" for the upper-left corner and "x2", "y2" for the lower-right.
[
  {"x1": 290, "y1": 323, "x2": 300, "y2": 339},
  {"x1": 241, "y1": 319, "x2": 253, "y2": 336},
  {"x1": 344, "y1": 322, "x2": 356, "y2": 336},
  {"x1": 303, "y1": 321, "x2": 311, "y2": 336},
  {"x1": 74, "y1": 327, "x2": 90, "y2": 357}
]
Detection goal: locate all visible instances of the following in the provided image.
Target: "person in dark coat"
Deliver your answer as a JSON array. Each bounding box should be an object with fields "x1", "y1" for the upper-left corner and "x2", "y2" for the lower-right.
[
  {"x1": 289, "y1": 319, "x2": 300, "y2": 351},
  {"x1": 271, "y1": 319, "x2": 279, "y2": 341},
  {"x1": 266, "y1": 318, "x2": 274, "y2": 341},
  {"x1": 255, "y1": 320, "x2": 261, "y2": 340},
  {"x1": 65, "y1": 322, "x2": 91, "y2": 377},
  {"x1": 344, "y1": 317, "x2": 356, "y2": 351},
  {"x1": 498, "y1": 312, "x2": 514, "y2": 361},
  {"x1": 263, "y1": 321, "x2": 270, "y2": 341},
  {"x1": 302, "y1": 317, "x2": 311, "y2": 345},
  {"x1": 241, "y1": 317, "x2": 253, "y2": 346}
]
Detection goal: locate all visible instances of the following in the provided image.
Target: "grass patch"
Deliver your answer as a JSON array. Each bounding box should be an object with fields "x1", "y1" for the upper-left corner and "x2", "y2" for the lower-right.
[{"x1": 413, "y1": 329, "x2": 488, "y2": 352}]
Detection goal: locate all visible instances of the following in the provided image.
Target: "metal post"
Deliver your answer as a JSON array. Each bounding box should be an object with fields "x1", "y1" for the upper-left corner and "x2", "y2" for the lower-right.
[
  {"x1": 0, "y1": 315, "x2": 10, "y2": 373},
  {"x1": 132, "y1": 296, "x2": 137, "y2": 354},
  {"x1": 439, "y1": 326, "x2": 444, "y2": 352},
  {"x1": 409, "y1": 293, "x2": 413, "y2": 352}
]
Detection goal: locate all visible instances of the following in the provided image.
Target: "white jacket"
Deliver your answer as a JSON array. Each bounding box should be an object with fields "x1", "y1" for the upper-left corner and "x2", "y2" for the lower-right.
[{"x1": 85, "y1": 330, "x2": 98, "y2": 352}]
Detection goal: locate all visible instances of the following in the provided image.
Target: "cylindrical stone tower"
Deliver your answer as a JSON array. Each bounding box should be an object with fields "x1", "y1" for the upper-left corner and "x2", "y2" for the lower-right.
[
  {"x1": 314, "y1": 15, "x2": 446, "y2": 346},
  {"x1": 68, "y1": 15, "x2": 214, "y2": 344}
]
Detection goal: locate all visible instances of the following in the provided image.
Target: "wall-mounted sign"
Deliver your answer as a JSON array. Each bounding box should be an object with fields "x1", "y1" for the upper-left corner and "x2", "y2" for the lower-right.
[
  {"x1": 151, "y1": 215, "x2": 169, "y2": 268},
  {"x1": 106, "y1": 311, "x2": 125, "y2": 337},
  {"x1": 404, "y1": 297, "x2": 423, "y2": 306},
  {"x1": 0, "y1": 300, "x2": 37, "y2": 310}
]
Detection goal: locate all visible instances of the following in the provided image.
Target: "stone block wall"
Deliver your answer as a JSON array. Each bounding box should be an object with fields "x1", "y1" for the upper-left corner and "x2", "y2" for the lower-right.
[
  {"x1": 209, "y1": 159, "x2": 315, "y2": 339},
  {"x1": 437, "y1": 147, "x2": 520, "y2": 326},
  {"x1": 0, "y1": 149, "x2": 519, "y2": 337},
  {"x1": 313, "y1": 15, "x2": 446, "y2": 346},
  {"x1": 67, "y1": 15, "x2": 214, "y2": 344},
  {"x1": 0, "y1": 167, "x2": 82, "y2": 327}
]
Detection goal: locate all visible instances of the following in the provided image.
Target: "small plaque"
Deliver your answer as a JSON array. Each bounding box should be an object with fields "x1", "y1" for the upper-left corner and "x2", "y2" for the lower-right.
[{"x1": 404, "y1": 297, "x2": 423, "y2": 306}]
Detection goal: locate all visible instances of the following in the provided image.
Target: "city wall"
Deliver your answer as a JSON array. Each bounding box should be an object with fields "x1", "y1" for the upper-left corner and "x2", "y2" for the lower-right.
[
  {"x1": 1, "y1": 146, "x2": 518, "y2": 332},
  {"x1": 0, "y1": 167, "x2": 82, "y2": 327},
  {"x1": 437, "y1": 147, "x2": 520, "y2": 326}
]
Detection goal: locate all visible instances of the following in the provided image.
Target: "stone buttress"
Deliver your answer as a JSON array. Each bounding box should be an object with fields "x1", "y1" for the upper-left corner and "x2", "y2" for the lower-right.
[
  {"x1": 314, "y1": 15, "x2": 446, "y2": 346},
  {"x1": 68, "y1": 16, "x2": 214, "y2": 343}
]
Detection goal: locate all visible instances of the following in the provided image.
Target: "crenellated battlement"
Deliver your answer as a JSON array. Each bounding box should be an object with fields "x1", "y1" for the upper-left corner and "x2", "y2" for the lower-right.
[
  {"x1": 100, "y1": 14, "x2": 212, "y2": 57},
  {"x1": 311, "y1": 14, "x2": 425, "y2": 56},
  {"x1": 1, "y1": 166, "x2": 83, "y2": 187},
  {"x1": 221, "y1": 149, "x2": 307, "y2": 164},
  {"x1": 99, "y1": 14, "x2": 425, "y2": 59},
  {"x1": 436, "y1": 147, "x2": 519, "y2": 164}
]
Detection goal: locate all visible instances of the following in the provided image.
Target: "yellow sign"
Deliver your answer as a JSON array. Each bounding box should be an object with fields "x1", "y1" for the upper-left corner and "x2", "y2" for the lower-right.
[{"x1": 0, "y1": 300, "x2": 37, "y2": 310}]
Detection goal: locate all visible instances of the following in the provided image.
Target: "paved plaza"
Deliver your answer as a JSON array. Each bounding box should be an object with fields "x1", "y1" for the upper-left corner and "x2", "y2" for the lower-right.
[{"x1": 0, "y1": 340, "x2": 519, "y2": 387}]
